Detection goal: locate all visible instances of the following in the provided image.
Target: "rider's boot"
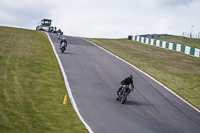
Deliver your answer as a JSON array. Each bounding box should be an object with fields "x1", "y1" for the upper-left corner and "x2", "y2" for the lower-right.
[{"x1": 117, "y1": 87, "x2": 122, "y2": 95}]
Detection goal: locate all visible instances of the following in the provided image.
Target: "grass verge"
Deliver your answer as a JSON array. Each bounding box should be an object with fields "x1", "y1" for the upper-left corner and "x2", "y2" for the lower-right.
[
  {"x1": 0, "y1": 26, "x2": 88, "y2": 133},
  {"x1": 86, "y1": 38, "x2": 200, "y2": 110}
]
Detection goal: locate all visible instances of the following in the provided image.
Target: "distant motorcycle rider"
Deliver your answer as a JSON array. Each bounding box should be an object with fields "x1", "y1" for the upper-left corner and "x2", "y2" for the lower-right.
[
  {"x1": 57, "y1": 29, "x2": 61, "y2": 34},
  {"x1": 117, "y1": 75, "x2": 134, "y2": 94},
  {"x1": 57, "y1": 29, "x2": 63, "y2": 35},
  {"x1": 60, "y1": 37, "x2": 67, "y2": 49}
]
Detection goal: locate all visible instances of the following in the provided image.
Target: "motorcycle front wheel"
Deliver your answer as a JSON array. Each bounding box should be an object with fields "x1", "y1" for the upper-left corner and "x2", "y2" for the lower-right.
[
  {"x1": 116, "y1": 95, "x2": 119, "y2": 101},
  {"x1": 61, "y1": 48, "x2": 65, "y2": 53},
  {"x1": 120, "y1": 94, "x2": 127, "y2": 104}
]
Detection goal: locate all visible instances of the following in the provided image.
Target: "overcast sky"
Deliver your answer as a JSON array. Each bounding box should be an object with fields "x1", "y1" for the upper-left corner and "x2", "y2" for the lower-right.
[{"x1": 0, "y1": 0, "x2": 199, "y2": 38}]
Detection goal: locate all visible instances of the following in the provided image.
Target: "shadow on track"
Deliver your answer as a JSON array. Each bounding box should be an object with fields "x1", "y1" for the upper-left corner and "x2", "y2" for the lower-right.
[{"x1": 124, "y1": 101, "x2": 149, "y2": 106}]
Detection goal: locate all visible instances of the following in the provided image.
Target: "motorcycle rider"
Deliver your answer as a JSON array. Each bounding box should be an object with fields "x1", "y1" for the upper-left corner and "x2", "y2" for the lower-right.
[
  {"x1": 117, "y1": 75, "x2": 134, "y2": 95},
  {"x1": 57, "y1": 29, "x2": 63, "y2": 35},
  {"x1": 60, "y1": 37, "x2": 67, "y2": 50},
  {"x1": 57, "y1": 29, "x2": 62, "y2": 39}
]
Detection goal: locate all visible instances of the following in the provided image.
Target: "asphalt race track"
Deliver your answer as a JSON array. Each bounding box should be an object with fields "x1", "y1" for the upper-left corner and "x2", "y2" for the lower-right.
[{"x1": 48, "y1": 33, "x2": 200, "y2": 133}]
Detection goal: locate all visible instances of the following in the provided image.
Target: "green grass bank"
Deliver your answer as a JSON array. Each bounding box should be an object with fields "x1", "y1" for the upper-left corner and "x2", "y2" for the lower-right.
[
  {"x1": 86, "y1": 38, "x2": 200, "y2": 110},
  {"x1": 0, "y1": 26, "x2": 88, "y2": 133}
]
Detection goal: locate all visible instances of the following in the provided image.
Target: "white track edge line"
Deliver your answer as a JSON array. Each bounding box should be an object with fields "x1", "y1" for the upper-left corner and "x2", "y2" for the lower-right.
[
  {"x1": 84, "y1": 39, "x2": 200, "y2": 113},
  {"x1": 46, "y1": 33, "x2": 94, "y2": 133}
]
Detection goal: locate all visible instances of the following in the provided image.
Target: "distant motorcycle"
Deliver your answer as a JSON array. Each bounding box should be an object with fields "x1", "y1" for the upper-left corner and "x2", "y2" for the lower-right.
[
  {"x1": 116, "y1": 85, "x2": 131, "y2": 104},
  {"x1": 60, "y1": 42, "x2": 67, "y2": 53},
  {"x1": 57, "y1": 32, "x2": 61, "y2": 39}
]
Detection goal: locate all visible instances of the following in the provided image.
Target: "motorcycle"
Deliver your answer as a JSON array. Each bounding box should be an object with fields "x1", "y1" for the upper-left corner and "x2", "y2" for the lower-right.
[
  {"x1": 116, "y1": 85, "x2": 131, "y2": 104},
  {"x1": 60, "y1": 42, "x2": 67, "y2": 53},
  {"x1": 57, "y1": 32, "x2": 61, "y2": 39}
]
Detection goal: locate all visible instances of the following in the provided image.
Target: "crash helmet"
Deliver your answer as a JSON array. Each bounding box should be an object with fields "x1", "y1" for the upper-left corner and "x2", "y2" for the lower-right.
[
  {"x1": 128, "y1": 74, "x2": 133, "y2": 79},
  {"x1": 63, "y1": 37, "x2": 66, "y2": 40}
]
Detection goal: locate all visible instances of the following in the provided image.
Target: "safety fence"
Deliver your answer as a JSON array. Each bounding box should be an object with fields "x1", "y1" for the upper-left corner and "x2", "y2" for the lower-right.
[{"x1": 133, "y1": 36, "x2": 200, "y2": 58}]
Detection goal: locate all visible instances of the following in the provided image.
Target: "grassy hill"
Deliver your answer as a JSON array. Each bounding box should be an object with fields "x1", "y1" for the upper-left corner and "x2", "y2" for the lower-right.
[
  {"x1": 0, "y1": 26, "x2": 88, "y2": 133},
  {"x1": 154, "y1": 36, "x2": 200, "y2": 49},
  {"x1": 86, "y1": 38, "x2": 200, "y2": 110}
]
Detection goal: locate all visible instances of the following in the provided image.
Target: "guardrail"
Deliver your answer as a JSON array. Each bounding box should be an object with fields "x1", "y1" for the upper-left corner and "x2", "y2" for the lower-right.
[{"x1": 133, "y1": 36, "x2": 200, "y2": 58}]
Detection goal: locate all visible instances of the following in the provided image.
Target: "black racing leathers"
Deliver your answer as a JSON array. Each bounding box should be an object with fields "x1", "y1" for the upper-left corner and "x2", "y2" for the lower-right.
[
  {"x1": 117, "y1": 77, "x2": 134, "y2": 94},
  {"x1": 121, "y1": 77, "x2": 133, "y2": 86}
]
